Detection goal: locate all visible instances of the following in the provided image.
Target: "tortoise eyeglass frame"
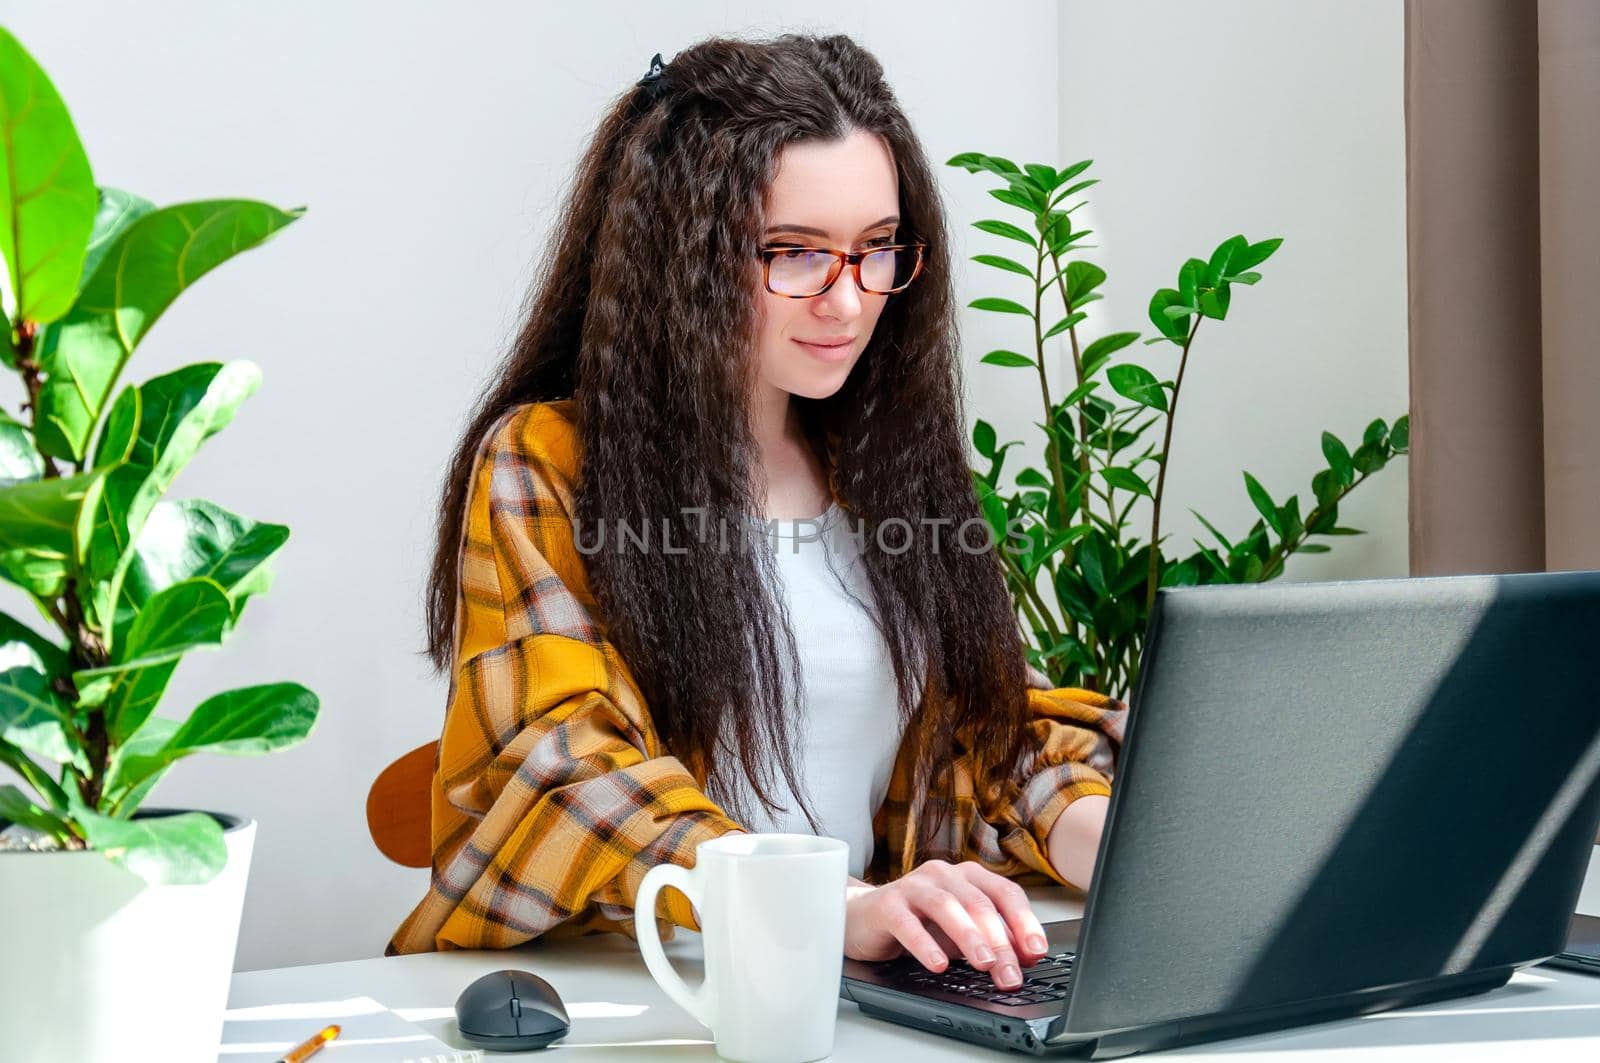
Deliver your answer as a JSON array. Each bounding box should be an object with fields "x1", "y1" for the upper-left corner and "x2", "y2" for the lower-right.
[{"x1": 755, "y1": 241, "x2": 928, "y2": 299}]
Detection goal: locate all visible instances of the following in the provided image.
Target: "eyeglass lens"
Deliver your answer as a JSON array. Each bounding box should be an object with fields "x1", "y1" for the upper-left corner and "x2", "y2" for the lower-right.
[{"x1": 768, "y1": 247, "x2": 919, "y2": 296}]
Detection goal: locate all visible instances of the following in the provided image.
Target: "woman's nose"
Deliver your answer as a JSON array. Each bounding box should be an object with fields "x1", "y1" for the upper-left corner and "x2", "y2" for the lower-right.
[{"x1": 816, "y1": 270, "x2": 864, "y2": 316}]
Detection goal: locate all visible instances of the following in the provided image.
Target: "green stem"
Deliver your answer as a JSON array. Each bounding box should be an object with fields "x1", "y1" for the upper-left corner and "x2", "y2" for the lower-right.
[
  {"x1": 1115, "y1": 493, "x2": 1140, "y2": 530},
  {"x1": 999, "y1": 543, "x2": 1063, "y2": 650},
  {"x1": 1256, "y1": 470, "x2": 1375, "y2": 580},
  {"x1": 1008, "y1": 569, "x2": 1051, "y2": 646},
  {"x1": 1143, "y1": 317, "x2": 1203, "y2": 616},
  {"x1": 1043, "y1": 246, "x2": 1100, "y2": 531},
  {"x1": 1031, "y1": 242, "x2": 1072, "y2": 528},
  {"x1": 15, "y1": 324, "x2": 113, "y2": 806}
]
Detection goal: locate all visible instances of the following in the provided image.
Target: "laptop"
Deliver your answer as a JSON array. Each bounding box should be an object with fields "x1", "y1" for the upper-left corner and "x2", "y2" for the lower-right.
[
  {"x1": 841, "y1": 569, "x2": 1600, "y2": 1057},
  {"x1": 1544, "y1": 912, "x2": 1600, "y2": 975}
]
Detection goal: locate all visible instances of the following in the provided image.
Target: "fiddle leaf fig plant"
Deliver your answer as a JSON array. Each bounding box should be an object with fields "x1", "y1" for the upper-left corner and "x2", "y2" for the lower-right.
[
  {"x1": 0, "y1": 25, "x2": 319, "y2": 884},
  {"x1": 951, "y1": 152, "x2": 1408, "y2": 702}
]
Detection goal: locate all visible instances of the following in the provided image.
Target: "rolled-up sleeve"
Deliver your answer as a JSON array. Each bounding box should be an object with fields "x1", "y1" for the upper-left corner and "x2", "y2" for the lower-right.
[{"x1": 963, "y1": 686, "x2": 1125, "y2": 885}]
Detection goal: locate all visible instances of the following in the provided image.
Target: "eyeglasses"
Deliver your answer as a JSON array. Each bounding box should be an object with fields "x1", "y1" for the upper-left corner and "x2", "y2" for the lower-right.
[{"x1": 756, "y1": 242, "x2": 927, "y2": 298}]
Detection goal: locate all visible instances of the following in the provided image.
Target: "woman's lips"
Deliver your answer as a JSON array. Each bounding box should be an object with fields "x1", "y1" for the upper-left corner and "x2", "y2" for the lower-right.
[{"x1": 795, "y1": 338, "x2": 854, "y2": 362}]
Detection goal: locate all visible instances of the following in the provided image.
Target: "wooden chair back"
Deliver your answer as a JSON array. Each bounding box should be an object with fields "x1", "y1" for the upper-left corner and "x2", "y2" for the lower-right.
[{"x1": 366, "y1": 740, "x2": 437, "y2": 868}]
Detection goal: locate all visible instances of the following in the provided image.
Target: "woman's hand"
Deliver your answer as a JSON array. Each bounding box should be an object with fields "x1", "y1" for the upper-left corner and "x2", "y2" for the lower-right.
[{"x1": 844, "y1": 861, "x2": 1050, "y2": 990}]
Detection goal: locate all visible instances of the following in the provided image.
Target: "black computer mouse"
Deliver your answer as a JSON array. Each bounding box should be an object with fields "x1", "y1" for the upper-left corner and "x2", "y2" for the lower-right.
[{"x1": 454, "y1": 968, "x2": 570, "y2": 1051}]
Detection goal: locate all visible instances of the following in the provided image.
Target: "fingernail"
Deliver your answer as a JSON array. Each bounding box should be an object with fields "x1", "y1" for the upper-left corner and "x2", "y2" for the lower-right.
[
  {"x1": 974, "y1": 945, "x2": 995, "y2": 965},
  {"x1": 1027, "y1": 934, "x2": 1048, "y2": 953},
  {"x1": 998, "y1": 964, "x2": 1020, "y2": 988},
  {"x1": 930, "y1": 950, "x2": 947, "y2": 968}
]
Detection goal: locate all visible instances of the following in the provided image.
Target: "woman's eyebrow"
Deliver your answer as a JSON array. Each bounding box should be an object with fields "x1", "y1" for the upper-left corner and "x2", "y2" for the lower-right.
[{"x1": 762, "y1": 214, "x2": 900, "y2": 238}]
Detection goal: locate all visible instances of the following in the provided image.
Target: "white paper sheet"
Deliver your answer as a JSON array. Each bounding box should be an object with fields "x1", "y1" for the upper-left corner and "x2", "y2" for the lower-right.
[{"x1": 217, "y1": 995, "x2": 481, "y2": 1063}]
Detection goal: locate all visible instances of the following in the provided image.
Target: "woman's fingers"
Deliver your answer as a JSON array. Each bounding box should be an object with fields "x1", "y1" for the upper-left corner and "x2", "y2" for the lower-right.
[
  {"x1": 880, "y1": 896, "x2": 950, "y2": 972},
  {"x1": 1025, "y1": 663, "x2": 1052, "y2": 689},
  {"x1": 961, "y1": 865, "x2": 1051, "y2": 967},
  {"x1": 939, "y1": 879, "x2": 1031, "y2": 987},
  {"x1": 859, "y1": 860, "x2": 1052, "y2": 991},
  {"x1": 911, "y1": 887, "x2": 1024, "y2": 989}
]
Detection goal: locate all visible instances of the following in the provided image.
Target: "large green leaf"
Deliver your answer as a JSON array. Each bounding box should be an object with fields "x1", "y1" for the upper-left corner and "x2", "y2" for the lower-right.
[
  {"x1": 1106, "y1": 363, "x2": 1169, "y2": 413},
  {"x1": 0, "y1": 609, "x2": 68, "y2": 671},
  {"x1": 0, "y1": 407, "x2": 46, "y2": 486},
  {"x1": 0, "y1": 27, "x2": 98, "y2": 325},
  {"x1": 1243, "y1": 471, "x2": 1284, "y2": 537},
  {"x1": 1147, "y1": 288, "x2": 1191, "y2": 342},
  {"x1": 103, "y1": 715, "x2": 177, "y2": 816},
  {"x1": 72, "y1": 577, "x2": 233, "y2": 742},
  {"x1": 118, "y1": 498, "x2": 287, "y2": 624},
  {"x1": 96, "y1": 573, "x2": 232, "y2": 672},
  {"x1": 1080, "y1": 332, "x2": 1140, "y2": 375},
  {"x1": 111, "y1": 683, "x2": 317, "y2": 806},
  {"x1": 1042, "y1": 311, "x2": 1087, "y2": 340},
  {"x1": 0, "y1": 667, "x2": 82, "y2": 771},
  {"x1": 1177, "y1": 258, "x2": 1207, "y2": 308},
  {"x1": 1205, "y1": 234, "x2": 1248, "y2": 288},
  {"x1": 91, "y1": 382, "x2": 139, "y2": 470},
  {"x1": 104, "y1": 575, "x2": 233, "y2": 670},
  {"x1": 31, "y1": 200, "x2": 302, "y2": 460},
  {"x1": 1390, "y1": 414, "x2": 1411, "y2": 451},
  {"x1": 972, "y1": 253, "x2": 1033, "y2": 279},
  {"x1": 972, "y1": 218, "x2": 1036, "y2": 247},
  {"x1": 1101, "y1": 466, "x2": 1153, "y2": 498},
  {"x1": 162, "y1": 681, "x2": 312, "y2": 755},
  {"x1": 972, "y1": 419, "x2": 997, "y2": 459},
  {"x1": 980, "y1": 350, "x2": 1035, "y2": 368},
  {"x1": 970, "y1": 297, "x2": 1033, "y2": 317},
  {"x1": 82, "y1": 361, "x2": 262, "y2": 635},
  {"x1": 1321, "y1": 431, "x2": 1355, "y2": 487},
  {"x1": 77, "y1": 187, "x2": 155, "y2": 292},
  {"x1": 92, "y1": 660, "x2": 178, "y2": 753},
  {"x1": 1231, "y1": 237, "x2": 1283, "y2": 273},
  {"x1": 1197, "y1": 282, "x2": 1232, "y2": 320},
  {"x1": 72, "y1": 802, "x2": 226, "y2": 884},
  {"x1": 0, "y1": 783, "x2": 72, "y2": 838},
  {"x1": 0, "y1": 469, "x2": 105, "y2": 597},
  {"x1": 1077, "y1": 532, "x2": 1112, "y2": 599},
  {"x1": 1064, "y1": 261, "x2": 1107, "y2": 306}
]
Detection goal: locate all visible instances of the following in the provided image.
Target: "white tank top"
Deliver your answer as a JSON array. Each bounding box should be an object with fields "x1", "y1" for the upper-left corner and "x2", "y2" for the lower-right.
[{"x1": 706, "y1": 502, "x2": 915, "y2": 878}]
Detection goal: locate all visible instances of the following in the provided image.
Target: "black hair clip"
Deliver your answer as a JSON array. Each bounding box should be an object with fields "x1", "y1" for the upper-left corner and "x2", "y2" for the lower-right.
[{"x1": 636, "y1": 52, "x2": 668, "y2": 101}]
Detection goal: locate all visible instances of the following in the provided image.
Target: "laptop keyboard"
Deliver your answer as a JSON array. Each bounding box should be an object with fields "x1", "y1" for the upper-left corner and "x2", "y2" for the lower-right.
[{"x1": 884, "y1": 949, "x2": 1076, "y2": 1007}]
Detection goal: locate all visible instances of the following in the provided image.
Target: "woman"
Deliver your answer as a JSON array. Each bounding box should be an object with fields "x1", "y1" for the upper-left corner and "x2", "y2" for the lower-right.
[{"x1": 388, "y1": 32, "x2": 1125, "y2": 994}]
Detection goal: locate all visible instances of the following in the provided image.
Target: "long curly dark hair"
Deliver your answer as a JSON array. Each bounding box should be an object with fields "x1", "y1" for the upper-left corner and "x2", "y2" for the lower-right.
[{"x1": 423, "y1": 31, "x2": 1031, "y2": 844}]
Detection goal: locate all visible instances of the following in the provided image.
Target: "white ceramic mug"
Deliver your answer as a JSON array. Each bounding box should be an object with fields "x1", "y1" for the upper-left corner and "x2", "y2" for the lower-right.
[{"x1": 635, "y1": 833, "x2": 849, "y2": 1063}]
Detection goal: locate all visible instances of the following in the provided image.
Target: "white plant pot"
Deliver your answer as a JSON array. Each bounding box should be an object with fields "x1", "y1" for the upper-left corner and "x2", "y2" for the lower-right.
[{"x1": 0, "y1": 810, "x2": 255, "y2": 1063}]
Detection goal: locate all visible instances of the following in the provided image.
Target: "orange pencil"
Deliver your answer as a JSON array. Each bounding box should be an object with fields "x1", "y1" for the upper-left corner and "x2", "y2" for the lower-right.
[{"x1": 276, "y1": 1023, "x2": 340, "y2": 1063}]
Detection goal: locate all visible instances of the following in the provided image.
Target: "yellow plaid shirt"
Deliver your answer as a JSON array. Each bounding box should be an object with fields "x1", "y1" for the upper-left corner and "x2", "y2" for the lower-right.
[{"x1": 386, "y1": 399, "x2": 1126, "y2": 955}]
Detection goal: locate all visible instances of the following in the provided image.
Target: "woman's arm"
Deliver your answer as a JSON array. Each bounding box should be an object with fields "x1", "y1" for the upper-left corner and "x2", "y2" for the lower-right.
[
  {"x1": 1045, "y1": 793, "x2": 1110, "y2": 889},
  {"x1": 387, "y1": 404, "x2": 745, "y2": 955}
]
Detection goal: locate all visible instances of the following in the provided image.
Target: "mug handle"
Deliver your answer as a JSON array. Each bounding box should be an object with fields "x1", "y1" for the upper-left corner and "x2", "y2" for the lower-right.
[{"x1": 634, "y1": 863, "x2": 716, "y2": 1030}]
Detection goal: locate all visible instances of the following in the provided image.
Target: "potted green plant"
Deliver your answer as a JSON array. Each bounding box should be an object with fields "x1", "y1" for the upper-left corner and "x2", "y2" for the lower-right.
[
  {"x1": 0, "y1": 26, "x2": 319, "y2": 1062},
  {"x1": 952, "y1": 153, "x2": 1409, "y2": 701}
]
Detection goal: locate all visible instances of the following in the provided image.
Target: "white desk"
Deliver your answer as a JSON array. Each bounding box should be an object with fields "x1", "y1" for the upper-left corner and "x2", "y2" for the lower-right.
[{"x1": 229, "y1": 853, "x2": 1600, "y2": 1060}]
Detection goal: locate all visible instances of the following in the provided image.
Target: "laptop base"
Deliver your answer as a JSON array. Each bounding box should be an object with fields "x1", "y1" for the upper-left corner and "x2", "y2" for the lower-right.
[{"x1": 849, "y1": 966, "x2": 1516, "y2": 1058}]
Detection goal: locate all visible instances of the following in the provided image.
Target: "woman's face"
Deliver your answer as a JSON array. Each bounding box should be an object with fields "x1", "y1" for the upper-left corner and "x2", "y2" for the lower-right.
[{"x1": 753, "y1": 129, "x2": 902, "y2": 401}]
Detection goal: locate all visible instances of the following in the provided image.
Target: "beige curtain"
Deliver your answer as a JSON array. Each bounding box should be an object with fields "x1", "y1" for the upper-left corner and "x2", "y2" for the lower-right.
[{"x1": 1406, "y1": 0, "x2": 1600, "y2": 575}]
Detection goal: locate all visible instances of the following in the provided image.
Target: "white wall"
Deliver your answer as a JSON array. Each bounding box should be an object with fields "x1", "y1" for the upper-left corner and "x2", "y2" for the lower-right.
[
  {"x1": 1044, "y1": 1, "x2": 1408, "y2": 585},
  {"x1": 0, "y1": 0, "x2": 1406, "y2": 970}
]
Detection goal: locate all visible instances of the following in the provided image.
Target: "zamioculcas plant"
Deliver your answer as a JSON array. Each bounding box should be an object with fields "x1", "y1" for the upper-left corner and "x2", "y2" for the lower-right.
[
  {"x1": 0, "y1": 24, "x2": 319, "y2": 883},
  {"x1": 950, "y1": 152, "x2": 1409, "y2": 702}
]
